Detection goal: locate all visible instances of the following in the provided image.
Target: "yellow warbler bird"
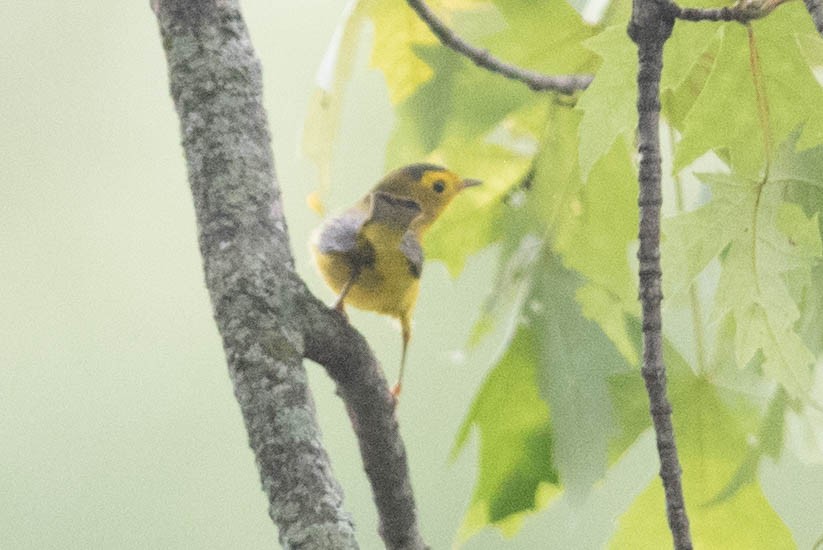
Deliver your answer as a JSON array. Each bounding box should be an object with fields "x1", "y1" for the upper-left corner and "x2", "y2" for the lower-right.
[{"x1": 312, "y1": 163, "x2": 481, "y2": 396}]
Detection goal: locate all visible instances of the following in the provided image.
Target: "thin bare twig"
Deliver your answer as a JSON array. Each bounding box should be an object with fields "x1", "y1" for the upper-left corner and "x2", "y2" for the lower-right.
[
  {"x1": 152, "y1": 1, "x2": 426, "y2": 548},
  {"x1": 405, "y1": 0, "x2": 592, "y2": 93},
  {"x1": 628, "y1": 0, "x2": 692, "y2": 547}
]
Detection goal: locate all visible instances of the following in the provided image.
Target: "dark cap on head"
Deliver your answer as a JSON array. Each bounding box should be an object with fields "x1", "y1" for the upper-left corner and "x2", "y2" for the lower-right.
[{"x1": 399, "y1": 163, "x2": 447, "y2": 181}]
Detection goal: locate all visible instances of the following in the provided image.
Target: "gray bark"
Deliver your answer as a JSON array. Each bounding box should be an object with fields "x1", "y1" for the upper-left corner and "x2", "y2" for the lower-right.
[
  {"x1": 628, "y1": 0, "x2": 692, "y2": 548},
  {"x1": 152, "y1": 1, "x2": 426, "y2": 548}
]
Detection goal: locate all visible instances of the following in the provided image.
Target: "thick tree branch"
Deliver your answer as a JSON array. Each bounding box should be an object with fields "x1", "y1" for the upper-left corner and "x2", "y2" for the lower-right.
[
  {"x1": 405, "y1": 0, "x2": 592, "y2": 93},
  {"x1": 303, "y1": 302, "x2": 426, "y2": 550},
  {"x1": 628, "y1": 1, "x2": 692, "y2": 548},
  {"x1": 152, "y1": 1, "x2": 425, "y2": 548}
]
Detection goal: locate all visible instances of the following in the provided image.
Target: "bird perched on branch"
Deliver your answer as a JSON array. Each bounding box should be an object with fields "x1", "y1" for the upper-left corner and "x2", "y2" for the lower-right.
[{"x1": 312, "y1": 163, "x2": 481, "y2": 397}]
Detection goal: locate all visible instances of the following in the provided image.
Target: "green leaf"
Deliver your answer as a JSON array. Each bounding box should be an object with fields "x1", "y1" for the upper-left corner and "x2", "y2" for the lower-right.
[
  {"x1": 661, "y1": 10, "x2": 723, "y2": 93},
  {"x1": 662, "y1": 29, "x2": 721, "y2": 130},
  {"x1": 674, "y1": 24, "x2": 762, "y2": 174},
  {"x1": 664, "y1": 132, "x2": 822, "y2": 397},
  {"x1": 481, "y1": 104, "x2": 639, "y2": 361},
  {"x1": 555, "y1": 137, "x2": 639, "y2": 363},
  {"x1": 710, "y1": 169, "x2": 818, "y2": 396},
  {"x1": 467, "y1": 230, "x2": 541, "y2": 346},
  {"x1": 481, "y1": 0, "x2": 596, "y2": 75},
  {"x1": 772, "y1": 132, "x2": 823, "y2": 356},
  {"x1": 576, "y1": 26, "x2": 637, "y2": 182},
  {"x1": 675, "y1": 4, "x2": 823, "y2": 176},
  {"x1": 610, "y1": 363, "x2": 793, "y2": 549},
  {"x1": 524, "y1": 100, "x2": 641, "y2": 361},
  {"x1": 756, "y1": 8, "x2": 823, "y2": 154},
  {"x1": 365, "y1": 0, "x2": 440, "y2": 104},
  {"x1": 385, "y1": 44, "x2": 539, "y2": 163},
  {"x1": 533, "y1": 253, "x2": 630, "y2": 500},
  {"x1": 708, "y1": 389, "x2": 787, "y2": 505},
  {"x1": 452, "y1": 317, "x2": 559, "y2": 543},
  {"x1": 528, "y1": 103, "x2": 586, "y2": 234},
  {"x1": 422, "y1": 136, "x2": 535, "y2": 276},
  {"x1": 455, "y1": 249, "x2": 632, "y2": 539},
  {"x1": 797, "y1": 31, "x2": 823, "y2": 67},
  {"x1": 577, "y1": 12, "x2": 723, "y2": 180}
]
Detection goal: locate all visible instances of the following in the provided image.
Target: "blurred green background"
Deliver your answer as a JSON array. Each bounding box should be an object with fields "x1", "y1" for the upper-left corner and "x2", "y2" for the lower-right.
[
  {"x1": 4, "y1": 2, "x2": 820, "y2": 549},
  {"x1": 0, "y1": 2, "x2": 517, "y2": 548}
]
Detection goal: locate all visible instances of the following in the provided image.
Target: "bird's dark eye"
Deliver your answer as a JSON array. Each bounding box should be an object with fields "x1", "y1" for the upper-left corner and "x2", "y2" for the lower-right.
[{"x1": 433, "y1": 180, "x2": 445, "y2": 193}]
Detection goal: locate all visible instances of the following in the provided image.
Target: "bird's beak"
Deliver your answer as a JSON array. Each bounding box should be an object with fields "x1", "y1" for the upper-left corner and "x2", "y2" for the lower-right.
[{"x1": 460, "y1": 178, "x2": 482, "y2": 190}]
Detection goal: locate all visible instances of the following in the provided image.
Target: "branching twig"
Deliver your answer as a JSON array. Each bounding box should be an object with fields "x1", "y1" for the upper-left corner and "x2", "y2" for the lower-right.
[
  {"x1": 405, "y1": 0, "x2": 592, "y2": 93},
  {"x1": 675, "y1": 5, "x2": 757, "y2": 22},
  {"x1": 628, "y1": 0, "x2": 693, "y2": 548},
  {"x1": 152, "y1": 1, "x2": 426, "y2": 549}
]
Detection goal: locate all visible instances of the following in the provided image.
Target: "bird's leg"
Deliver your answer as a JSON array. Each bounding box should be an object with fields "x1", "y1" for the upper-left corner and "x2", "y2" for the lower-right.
[
  {"x1": 390, "y1": 318, "x2": 411, "y2": 398},
  {"x1": 332, "y1": 267, "x2": 359, "y2": 318}
]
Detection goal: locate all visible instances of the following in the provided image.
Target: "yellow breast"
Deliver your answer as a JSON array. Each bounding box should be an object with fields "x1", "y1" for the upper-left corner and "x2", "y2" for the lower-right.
[{"x1": 313, "y1": 221, "x2": 420, "y2": 321}]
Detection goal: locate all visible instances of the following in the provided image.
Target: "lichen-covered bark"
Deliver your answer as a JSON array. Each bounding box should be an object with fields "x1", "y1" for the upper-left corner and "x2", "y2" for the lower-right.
[
  {"x1": 153, "y1": 1, "x2": 427, "y2": 548},
  {"x1": 154, "y1": 1, "x2": 356, "y2": 547}
]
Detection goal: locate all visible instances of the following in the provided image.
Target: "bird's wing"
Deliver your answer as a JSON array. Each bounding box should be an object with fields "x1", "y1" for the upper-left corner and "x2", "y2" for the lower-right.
[
  {"x1": 367, "y1": 191, "x2": 422, "y2": 230},
  {"x1": 314, "y1": 208, "x2": 367, "y2": 255},
  {"x1": 369, "y1": 192, "x2": 424, "y2": 277},
  {"x1": 315, "y1": 192, "x2": 423, "y2": 276},
  {"x1": 400, "y1": 231, "x2": 424, "y2": 278}
]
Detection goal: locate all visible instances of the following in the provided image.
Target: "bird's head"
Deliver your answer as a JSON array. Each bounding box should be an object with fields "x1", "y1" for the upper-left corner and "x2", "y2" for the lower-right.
[{"x1": 376, "y1": 163, "x2": 481, "y2": 232}]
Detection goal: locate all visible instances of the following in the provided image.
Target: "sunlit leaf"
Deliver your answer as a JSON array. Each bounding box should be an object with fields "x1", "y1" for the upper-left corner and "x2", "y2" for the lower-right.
[
  {"x1": 610, "y1": 363, "x2": 793, "y2": 549},
  {"x1": 351, "y1": 1, "x2": 823, "y2": 547},
  {"x1": 675, "y1": 4, "x2": 823, "y2": 176},
  {"x1": 482, "y1": 0, "x2": 596, "y2": 75},
  {"x1": 532, "y1": 254, "x2": 629, "y2": 500},
  {"x1": 365, "y1": 0, "x2": 439, "y2": 104},
  {"x1": 452, "y1": 315, "x2": 559, "y2": 543},
  {"x1": 455, "y1": 249, "x2": 632, "y2": 540},
  {"x1": 664, "y1": 132, "x2": 822, "y2": 396},
  {"x1": 576, "y1": 26, "x2": 637, "y2": 182}
]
